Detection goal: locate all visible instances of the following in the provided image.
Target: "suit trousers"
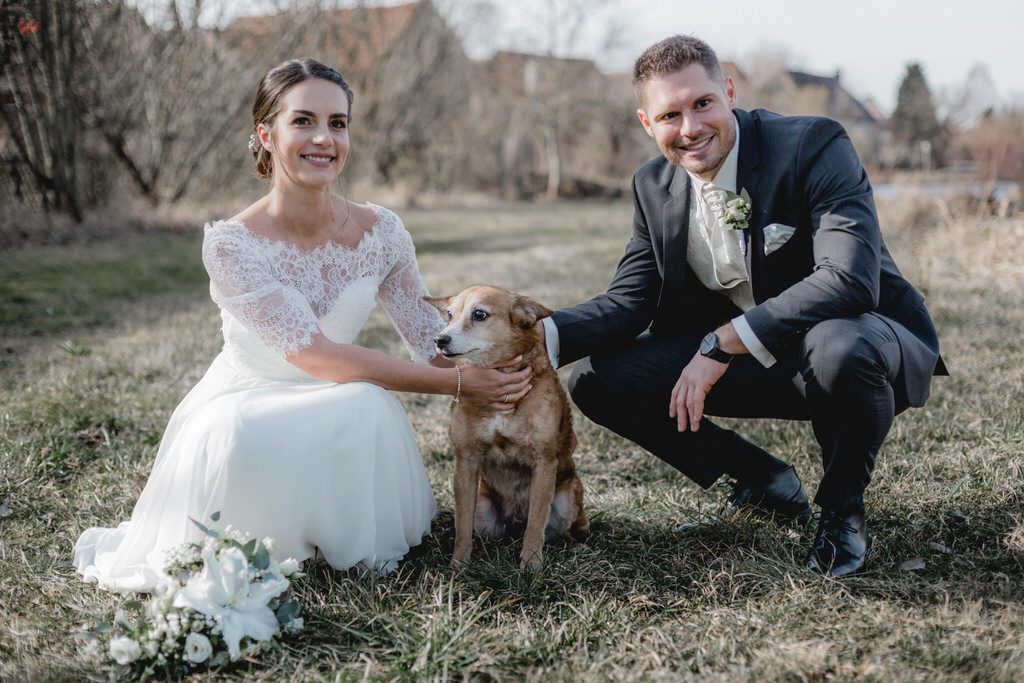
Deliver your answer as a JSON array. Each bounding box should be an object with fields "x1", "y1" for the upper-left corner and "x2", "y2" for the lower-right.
[{"x1": 567, "y1": 313, "x2": 908, "y2": 513}]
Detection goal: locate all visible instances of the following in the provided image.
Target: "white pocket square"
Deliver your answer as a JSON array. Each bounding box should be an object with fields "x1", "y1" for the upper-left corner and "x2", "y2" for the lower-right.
[{"x1": 763, "y1": 223, "x2": 797, "y2": 256}]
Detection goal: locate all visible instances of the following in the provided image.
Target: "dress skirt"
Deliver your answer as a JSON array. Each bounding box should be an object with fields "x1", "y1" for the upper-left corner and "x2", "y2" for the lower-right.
[{"x1": 74, "y1": 353, "x2": 437, "y2": 592}]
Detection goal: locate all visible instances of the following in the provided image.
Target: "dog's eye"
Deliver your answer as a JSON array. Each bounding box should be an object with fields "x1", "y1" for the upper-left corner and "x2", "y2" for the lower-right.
[
  {"x1": 446, "y1": 310, "x2": 453, "y2": 320},
  {"x1": 472, "y1": 309, "x2": 488, "y2": 322}
]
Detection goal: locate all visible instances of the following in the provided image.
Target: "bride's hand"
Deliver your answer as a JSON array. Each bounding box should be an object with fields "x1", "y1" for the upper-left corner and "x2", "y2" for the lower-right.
[{"x1": 459, "y1": 356, "x2": 532, "y2": 410}]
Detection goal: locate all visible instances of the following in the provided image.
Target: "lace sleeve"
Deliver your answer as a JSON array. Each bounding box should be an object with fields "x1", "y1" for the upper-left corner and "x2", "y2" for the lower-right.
[
  {"x1": 202, "y1": 223, "x2": 321, "y2": 356},
  {"x1": 375, "y1": 213, "x2": 443, "y2": 363}
]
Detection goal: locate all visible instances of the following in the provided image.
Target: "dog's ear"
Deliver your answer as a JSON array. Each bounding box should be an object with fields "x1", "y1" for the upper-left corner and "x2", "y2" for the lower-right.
[
  {"x1": 423, "y1": 295, "x2": 451, "y2": 314},
  {"x1": 511, "y1": 295, "x2": 554, "y2": 330}
]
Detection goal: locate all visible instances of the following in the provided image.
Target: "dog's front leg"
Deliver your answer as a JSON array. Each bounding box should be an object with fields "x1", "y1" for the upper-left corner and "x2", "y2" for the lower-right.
[
  {"x1": 452, "y1": 448, "x2": 481, "y2": 568},
  {"x1": 521, "y1": 458, "x2": 557, "y2": 570}
]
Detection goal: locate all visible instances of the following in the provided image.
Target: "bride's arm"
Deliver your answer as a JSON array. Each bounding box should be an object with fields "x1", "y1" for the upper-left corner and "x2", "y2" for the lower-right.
[
  {"x1": 287, "y1": 334, "x2": 532, "y2": 407},
  {"x1": 204, "y1": 220, "x2": 530, "y2": 407}
]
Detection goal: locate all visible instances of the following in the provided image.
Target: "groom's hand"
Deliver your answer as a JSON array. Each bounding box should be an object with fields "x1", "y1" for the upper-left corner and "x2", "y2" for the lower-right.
[{"x1": 669, "y1": 353, "x2": 729, "y2": 432}]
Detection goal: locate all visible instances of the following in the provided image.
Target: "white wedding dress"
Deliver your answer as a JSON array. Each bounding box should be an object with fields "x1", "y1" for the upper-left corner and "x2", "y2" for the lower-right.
[{"x1": 74, "y1": 204, "x2": 441, "y2": 592}]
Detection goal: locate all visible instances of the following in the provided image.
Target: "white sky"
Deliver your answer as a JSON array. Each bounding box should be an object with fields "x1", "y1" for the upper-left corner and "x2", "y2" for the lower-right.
[{"x1": 473, "y1": 0, "x2": 1024, "y2": 114}]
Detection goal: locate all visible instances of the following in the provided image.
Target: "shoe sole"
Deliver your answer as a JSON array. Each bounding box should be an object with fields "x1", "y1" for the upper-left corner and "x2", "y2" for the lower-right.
[{"x1": 739, "y1": 504, "x2": 814, "y2": 528}]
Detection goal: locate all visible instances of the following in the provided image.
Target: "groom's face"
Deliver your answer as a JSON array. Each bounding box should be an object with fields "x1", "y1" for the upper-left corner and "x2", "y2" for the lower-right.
[{"x1": 636, "y1": 63, "x2": 737, "y2": 181}]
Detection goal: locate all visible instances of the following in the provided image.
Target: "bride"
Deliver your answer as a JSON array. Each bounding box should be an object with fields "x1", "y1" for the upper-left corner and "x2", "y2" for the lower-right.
[{"x1": 74, "y1": 58, "x2": 532, "y2": 592}]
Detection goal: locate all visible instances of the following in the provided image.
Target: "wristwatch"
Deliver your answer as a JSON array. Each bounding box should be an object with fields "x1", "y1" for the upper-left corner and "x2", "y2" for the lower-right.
[{"x1": 699, "y1": 331, "x2": 734, "y2": 364}]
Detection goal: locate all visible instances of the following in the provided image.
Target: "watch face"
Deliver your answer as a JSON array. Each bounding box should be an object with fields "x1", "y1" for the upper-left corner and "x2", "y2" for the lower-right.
[{"x1": 700, "y1": 332, "x2": 716, "y2": 355}]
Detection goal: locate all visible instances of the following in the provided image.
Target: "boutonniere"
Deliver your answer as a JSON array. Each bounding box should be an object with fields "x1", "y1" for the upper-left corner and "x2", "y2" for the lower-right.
[{"x1": 723, "y1": 188, "x2": 752, "y2": 231}]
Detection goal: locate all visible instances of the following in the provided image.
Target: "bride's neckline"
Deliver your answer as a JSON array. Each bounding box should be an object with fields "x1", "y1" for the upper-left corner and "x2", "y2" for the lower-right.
[{"x1": 209, "y1": 202, "x2": 385, "y2": 256}]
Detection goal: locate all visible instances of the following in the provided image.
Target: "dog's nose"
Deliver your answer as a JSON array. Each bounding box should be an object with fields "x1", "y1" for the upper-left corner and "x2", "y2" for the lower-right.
[{"x1": 434, "y1": 334, "x2": 450, "y2": 349}]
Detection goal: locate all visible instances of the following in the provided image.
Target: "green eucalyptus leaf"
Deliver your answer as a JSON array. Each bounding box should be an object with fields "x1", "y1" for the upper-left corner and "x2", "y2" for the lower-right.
[
  {"x1": 253, "y1": 544, "x2": 270, "y2": 570},
  {"x1": 210, "y1": 511, "x2": 221, "y2": 522},
  {"x1": 188, "y1": 518, "x2": 220, "y2": 540}
]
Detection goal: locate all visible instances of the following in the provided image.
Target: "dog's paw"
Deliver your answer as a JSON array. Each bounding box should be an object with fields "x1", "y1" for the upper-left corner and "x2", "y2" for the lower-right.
[
  {"x1": 451, "y1": 543, "x2": 472, "y2": 568},
  {"x1": 519, "y1": 548, "x2": 543, "y2": 571}
]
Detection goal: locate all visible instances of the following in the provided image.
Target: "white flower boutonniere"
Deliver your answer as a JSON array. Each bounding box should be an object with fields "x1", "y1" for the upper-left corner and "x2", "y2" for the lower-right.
[{"x1": 723, "y1": 188, "x2": 752, "y2": 231}]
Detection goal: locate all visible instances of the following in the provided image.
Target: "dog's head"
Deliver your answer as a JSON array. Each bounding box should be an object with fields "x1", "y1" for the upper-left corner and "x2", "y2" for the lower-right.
[{"x1": 426, "y1": 285, "x2": 553, "y2": 366}]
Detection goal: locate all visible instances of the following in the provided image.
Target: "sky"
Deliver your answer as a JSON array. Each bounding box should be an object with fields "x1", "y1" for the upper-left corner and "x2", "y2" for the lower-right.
[
  {"x1": 188, "y1": 0, "x2": 1024, "y2": 115},
  {"x1": 470, "y1": 0, "x2": 1024, "y2": 115}
]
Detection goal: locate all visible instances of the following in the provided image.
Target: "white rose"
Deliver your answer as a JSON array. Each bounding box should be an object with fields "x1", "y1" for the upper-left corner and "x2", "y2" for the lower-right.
[
  {"x1": 109, "y1": 636, "x2": 142, "y2": 665},
  {"x1": 278, "y1": 558, "x2": 299, "y2": 577},
  {"x1": 184, "y1": 632, "x2": 213, "y2": 664}
]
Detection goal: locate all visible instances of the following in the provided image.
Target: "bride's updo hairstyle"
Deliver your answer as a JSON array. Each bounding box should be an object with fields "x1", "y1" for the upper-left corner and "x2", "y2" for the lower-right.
[{"x1": 251, "y1": 58, "x2": 355, "y2": 180}]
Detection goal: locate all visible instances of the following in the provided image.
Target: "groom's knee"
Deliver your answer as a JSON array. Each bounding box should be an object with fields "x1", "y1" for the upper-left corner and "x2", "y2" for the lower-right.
[
  {"x1": 569, "y1": 350, "x2": 658, "y2": 429},
  {"x1": 800, "y1": 317, "x2": 892, "y2": 393},
  {"x1": 568, "y1": 356, "x2": 607, "y2": 420}
]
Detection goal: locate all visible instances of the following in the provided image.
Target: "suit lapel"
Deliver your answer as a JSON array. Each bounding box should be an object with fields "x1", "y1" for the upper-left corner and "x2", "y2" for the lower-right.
[
  {"x1": 660, "y1": 165, "x2": 690, "y2": 300},
  {"x1": 734, "y1": 109, "x2": 765, "y2": 299}
]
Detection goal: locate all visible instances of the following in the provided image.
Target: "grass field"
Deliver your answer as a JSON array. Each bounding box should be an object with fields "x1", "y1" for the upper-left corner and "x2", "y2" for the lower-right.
[{"x1": 1, "y1": 199, "x2": 1023, "y2": 681}]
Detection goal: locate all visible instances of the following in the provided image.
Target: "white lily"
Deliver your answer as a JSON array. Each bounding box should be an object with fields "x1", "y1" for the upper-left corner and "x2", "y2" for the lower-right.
[{"x1": 172, "y1": 546, "x2": 289, "y2": 660}]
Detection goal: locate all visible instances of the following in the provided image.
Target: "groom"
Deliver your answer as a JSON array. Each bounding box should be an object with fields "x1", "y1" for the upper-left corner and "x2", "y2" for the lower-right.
[{"x1": 540, "y1": 35, "x2": 945, "y2": 576}]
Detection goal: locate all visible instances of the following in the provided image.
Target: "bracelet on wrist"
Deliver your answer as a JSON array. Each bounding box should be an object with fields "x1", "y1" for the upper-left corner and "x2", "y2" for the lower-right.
[{"x1": 453, "y1": 365, "x2": 462, "y2": 403}]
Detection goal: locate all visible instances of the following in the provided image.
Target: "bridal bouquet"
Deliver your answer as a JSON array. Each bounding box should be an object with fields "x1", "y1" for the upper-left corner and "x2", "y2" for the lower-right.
[{"x1": 80, "y1": 515, "x2": 304, "y2": 678}]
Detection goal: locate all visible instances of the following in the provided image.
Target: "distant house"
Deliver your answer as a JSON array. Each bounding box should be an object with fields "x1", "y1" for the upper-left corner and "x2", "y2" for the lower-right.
[
  {"x1": 734, "y1": 65, "x2": 887, "y2": 167},
  {"x1": 475, "y1": 50, "x2": 648, "y2": 198},
  {"x1": 786, "y1": 70, "x2": 887, "y2": 165},
  {"x1": 220, "y1": 2, "x2": 422, "y2": 77}
]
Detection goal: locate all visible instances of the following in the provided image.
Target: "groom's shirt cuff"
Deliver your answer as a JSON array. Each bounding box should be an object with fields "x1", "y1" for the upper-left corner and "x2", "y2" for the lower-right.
[
  {"x1": 732, "y1": 314, "x2": 777, "y2": 368},
  {"x1": 542, "y1": 317, "x2": 560, "y2": 367}
]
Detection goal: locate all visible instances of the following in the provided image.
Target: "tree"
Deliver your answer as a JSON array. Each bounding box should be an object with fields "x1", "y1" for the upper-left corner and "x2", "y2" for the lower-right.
[
  {"x1": 940, "y1": 62, "x2": 1000, "y2": 130},
  {"x1": 890, "y1": 63, "x2": 948, "y2": 168},
  {"x1": 0, "y1": 1, "x2": 282, "y2": 219},
  {"x1": 0, "y1": 2, "x2": 89, "y2": 220},
  {"x1": 83, "y1": 1, "x2": 301, "y2": 206}
]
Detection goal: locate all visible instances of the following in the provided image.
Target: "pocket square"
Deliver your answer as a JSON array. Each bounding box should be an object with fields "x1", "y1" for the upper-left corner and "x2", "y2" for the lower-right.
[{"x1": 763, "y1": 223, "x2": 797, "y2": 256}]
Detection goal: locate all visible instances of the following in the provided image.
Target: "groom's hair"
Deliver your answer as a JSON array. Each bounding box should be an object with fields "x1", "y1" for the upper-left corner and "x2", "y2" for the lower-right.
[
  {"x1": 633, "y1": 35, "x2": 725, "y2": 105},
  {"x1": 251, "y1": 58, "x2": 355, "y2": 180}
]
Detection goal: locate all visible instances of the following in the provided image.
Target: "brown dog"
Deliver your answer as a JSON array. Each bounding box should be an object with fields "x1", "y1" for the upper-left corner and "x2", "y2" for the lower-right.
[{"x1": 428, "y1": 285, "x2": 589, "y2": 569}]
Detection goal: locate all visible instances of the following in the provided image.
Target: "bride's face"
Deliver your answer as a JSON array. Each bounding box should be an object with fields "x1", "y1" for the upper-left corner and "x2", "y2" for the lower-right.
[{"x1": 258, "y1": 78, "x2": 350, "y2": 188}]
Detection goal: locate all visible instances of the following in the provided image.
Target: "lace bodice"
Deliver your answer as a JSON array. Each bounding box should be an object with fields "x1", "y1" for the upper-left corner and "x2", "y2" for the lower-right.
[{"x1": 202, "y1": 205, "x2": 442, "y2": 380}]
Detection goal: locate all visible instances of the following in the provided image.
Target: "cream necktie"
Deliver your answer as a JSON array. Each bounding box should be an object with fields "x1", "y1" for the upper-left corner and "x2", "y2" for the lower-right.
[{"x1": 700, "y1": 183, "x2": 748, "y2": 289}]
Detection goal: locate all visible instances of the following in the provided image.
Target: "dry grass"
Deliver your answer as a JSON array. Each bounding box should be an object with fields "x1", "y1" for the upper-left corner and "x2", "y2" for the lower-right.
[{"x1": 1, "y1": 198, "x2": 1023, "y2": 681}]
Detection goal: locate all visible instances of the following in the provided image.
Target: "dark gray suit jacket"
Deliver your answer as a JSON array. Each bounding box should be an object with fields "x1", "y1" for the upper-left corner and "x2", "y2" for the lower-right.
[{"x1": 551, "y1": 108, "x2": 945, "y2": 406}]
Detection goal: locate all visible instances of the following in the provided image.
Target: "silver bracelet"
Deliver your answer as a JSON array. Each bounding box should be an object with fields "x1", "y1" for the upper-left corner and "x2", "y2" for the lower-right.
[{"x1": 453, "y1": 365, "x2": 462, "y2": 403}]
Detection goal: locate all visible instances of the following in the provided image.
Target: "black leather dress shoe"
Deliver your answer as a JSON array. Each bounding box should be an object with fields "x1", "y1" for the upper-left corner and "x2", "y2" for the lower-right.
[
  {"x1": 729, "y1": 465, "x2": 813, "y2": 527},
  {"x1": 805, "y1": 509, "x2": 870, "y2": 577}
]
